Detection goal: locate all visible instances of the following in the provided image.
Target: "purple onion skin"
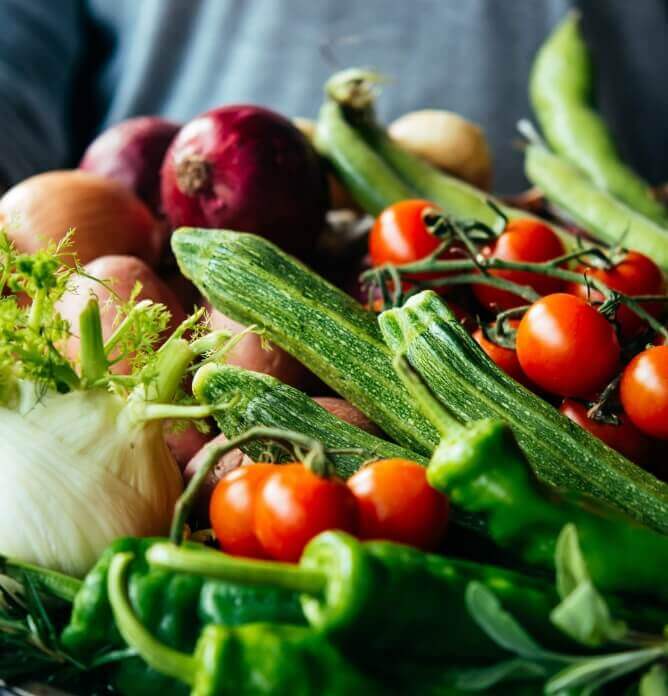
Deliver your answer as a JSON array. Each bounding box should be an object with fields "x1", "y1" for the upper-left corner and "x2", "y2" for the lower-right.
[
  {"x1": 161, "y1": 105, "x2": 329, "y2": 258},
  {"x1": 80, "y1": 116, "x2": 180, "y2": 215}
]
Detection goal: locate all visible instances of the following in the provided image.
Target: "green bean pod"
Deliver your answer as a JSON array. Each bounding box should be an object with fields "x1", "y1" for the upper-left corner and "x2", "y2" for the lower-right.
[
  {"x1": 530, "y1": 13, "x2": 668, "y2": 226},
  {"x1": 525, "y1": 144, "x2": 668, "y2": 272}
]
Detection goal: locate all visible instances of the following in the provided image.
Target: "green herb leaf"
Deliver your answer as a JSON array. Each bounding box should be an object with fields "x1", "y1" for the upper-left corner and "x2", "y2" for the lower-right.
[
  {"x1": 454, "y1": 658, "x2": 548, "y2": 691},
  {"x1": 465, "y1": 581, "x2": 546, "y2": 659},
  {"x1": 640, "y1": 664, "x2": 668, "y2": 696},
  {"x1": 551, "y1": 524, "x2": 627, "y2": 646}
]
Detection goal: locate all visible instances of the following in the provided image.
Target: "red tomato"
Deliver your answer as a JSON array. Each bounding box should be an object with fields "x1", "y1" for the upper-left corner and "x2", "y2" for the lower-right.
[
  {"x1": 473, "y1": 218, "x2": 565, "y2": 311},
  {"x1": 516, "y1": 294, "x2": 620, "y2": 397},
  {"x1": 369, "y1": 199, "x2": 441, "y2": 267},
  {"x1": 254, "y1": 464, "x2": 358, "y2": 562},
  {"x1": 472, "y1": 320, "x2": 531, "y2": 386},
  {"x1": 567, "y1": 251, "x2": 664, "y2": 337},
  {"x1": 347, "y1": 459, "x2": 449, "y2": 550},
  {"x1": 559, "y1": 400, "x2": 651, "y2": 465},
  {"x1": 620, "y1": 345, "x2": 668, "y2": 439},
  {"x1": 209, "y1": 463, "x2": 275, "y2": 558}
]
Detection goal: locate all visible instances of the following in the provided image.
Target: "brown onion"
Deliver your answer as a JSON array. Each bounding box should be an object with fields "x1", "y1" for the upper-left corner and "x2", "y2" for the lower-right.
[{"x1": 0, "y1": 170, "x2": 166, "y2": 265}]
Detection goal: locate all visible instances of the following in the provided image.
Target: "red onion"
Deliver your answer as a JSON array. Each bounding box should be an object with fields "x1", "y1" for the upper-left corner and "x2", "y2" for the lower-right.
[
  {"x1": 80, "y1": 116, "x2": 180, "y2": 214},
  {"x1": 160, "y1": 105, "x2": 328, "y2": 257}
]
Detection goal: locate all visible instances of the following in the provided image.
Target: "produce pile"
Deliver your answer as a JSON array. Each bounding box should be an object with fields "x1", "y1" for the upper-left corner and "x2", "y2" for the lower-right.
[{"x1": 1, "y1": 13, "x2": 668, "y2": 695}]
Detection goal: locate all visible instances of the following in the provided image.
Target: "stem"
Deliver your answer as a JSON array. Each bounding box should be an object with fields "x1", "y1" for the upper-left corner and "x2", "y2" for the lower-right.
[
  {"x1": 0, "y1": 557, "x2": 82, "y2": 602},
  {"x1": 28, "y1": 288, "x2": 46, "y2": 331},
  {"x1": 169, "y1": 426, "x2": 328, "y2": 544},
  {"x1": 79, "y1": 299, "x2": 108, "y2": 384},
  {"x1": 419, "y1": 273, "x2": 542, "y2": 303},
  {"x1": 134, "y1": 403, "x2": 230, "y2": 423},
  {"x1": 147, "y1": 544, "x2": 327, "y2": 596},
  {"x1": 103, "y1": 300, "x2": 153, "y2": 356},
  {"x1": 146, "y1": 338, "x2": 194, "y2": 403},
  {"x1": 393, "y1": 355, "x2": 462, "y2": 436},
  {"x1": 107, "y1": 553, "x2": 196, "y2": 685},
  {"x1": 188, "y1": 329, "x2": 232, "y2": 356}
]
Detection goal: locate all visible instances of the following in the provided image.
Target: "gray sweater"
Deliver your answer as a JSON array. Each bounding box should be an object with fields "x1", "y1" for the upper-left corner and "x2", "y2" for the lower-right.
[{"x1": 1, "y1": 0, "x2": 666, "y2": 191}]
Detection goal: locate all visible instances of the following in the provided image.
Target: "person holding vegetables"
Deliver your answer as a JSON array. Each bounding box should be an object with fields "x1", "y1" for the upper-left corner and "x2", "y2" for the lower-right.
[{"x1": 0, "y1": 0, "x2": 665, "y2": 192}]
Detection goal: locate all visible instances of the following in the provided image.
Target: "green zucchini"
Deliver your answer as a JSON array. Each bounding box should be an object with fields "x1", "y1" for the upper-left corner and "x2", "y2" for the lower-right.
[
  {"x1": 193, "y1": 363, "x2": 424, "y2": 477},
  {"x1": 378, "y1": 290, "x2": 668, "y2": 534},
  {"x1": 171, "y1": 227, "x2": 439, "y2": 455},
  {"x1": 315, "y1": 100, "x2": 415, "y2": 215},
  {"x1": 525, "y1": 144, "x2": 668, "y2": 273}
]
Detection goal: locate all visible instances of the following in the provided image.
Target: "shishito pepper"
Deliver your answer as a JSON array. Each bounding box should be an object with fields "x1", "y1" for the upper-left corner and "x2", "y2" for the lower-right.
[
  {"x1": 107, "y1": 551, "x2": 381, "y2": 696},
  {"x1": 61, "y1": 536, "x2": 304, "y2": 695},
  {"x1": 391, "y1": 353, "x2": 668, "y2": 605}
]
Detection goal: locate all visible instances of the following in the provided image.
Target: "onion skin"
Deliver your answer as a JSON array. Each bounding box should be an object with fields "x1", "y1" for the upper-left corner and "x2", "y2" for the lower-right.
[
  {"x1": 56, "y1": 255, "x2": 186, "y2": 373},
  {"x1": 80, "y1": 116, "x2": 180, "y2": 215},
  {"x1": 389, "y1": 110, "x2": 493, "y2": 190},
  {"x1": 207, "y1": 305, "x2": 309, "y2": 389},
  {"x1": 161, "y1": 106, "x2": 328, "y2": 257},
  {"x1": 0, "y1": 170, "x2": 165, "y2": 265}
]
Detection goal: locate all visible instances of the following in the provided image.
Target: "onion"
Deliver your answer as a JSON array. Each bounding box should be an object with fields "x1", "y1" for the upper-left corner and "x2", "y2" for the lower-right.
[
  {"x1": 161, "y1": 106, "x2": 328, "y2": 257},
  {"x1": 207, "y1": 305, "x2": 310, "y2": 389},
  {"x1": 56, "y1": 255, "x2": 186, "y2": 373},
  {"x1": 312, "y1": 397, "x2": 381, "y2": 435},
  {"x1": 80, "y1": 116, "x2": 180, "y2": 214},
  {"x1": 0, "y1": 170, "x2": 165, "y2": 265},
  {"x1": 389, "y1": 110, "x2": 493, "y2": 190}
]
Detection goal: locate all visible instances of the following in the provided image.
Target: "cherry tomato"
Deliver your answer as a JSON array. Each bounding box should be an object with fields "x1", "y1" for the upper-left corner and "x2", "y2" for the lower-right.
[
  {"x1": 559, "y1": 400, "x2": 651, "y2": 465},
  {"x1": 254, "y1": 464, "x2": 358, "y2": 562},
  {"x1": 369, "y1": 199, "x2": 441, "y2": 267},
  {"x1": 516, "y1": 294, "x2": 620, "y2": 397},
  {"x1": 472, "y1": 320, "x2": 531, "y2": 386},
  {"x1": 620, "y1": 345, "x2": 668, "y2": 439},
  {"x1": 567, "y1": 251, "x2": 664, "y2": 337},
  {"x1": 473, "y1": 218, "x2": 565, "y2": 311},
  {"x1": 347, "y1": 459, "x2": 449, "y2": 550},
  {"x1": 209, "y1": 463, "x2": 275, "y2": 558}
]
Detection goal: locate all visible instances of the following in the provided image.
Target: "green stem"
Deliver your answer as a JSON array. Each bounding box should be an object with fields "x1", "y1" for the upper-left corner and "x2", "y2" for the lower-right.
[
  {"x1": 420, "y1": 273, "x2": 542, "y2": 304},
  {"x1": 107, "y1": 553, "x2": 196, "y2": 685},
  {"x1": 0, "y1": 557, "x2": 82, "y2": 602},
  {"x1": 103, "y1": 300, "x2": 153, "y2": 356},
  {"x1": 147, "y1": 338, "x2": 194, "y2": 403},
  {"x1": 79, "y1": 299, "x2": 108, "y2": 384},
  {"x1": 169, "y1": 426, "x2": 328, "y2": 544},
  {"x1": 27, "y1": 288, "x2": 46, "y2": 332},
  {"x1": 392, "y1": 355, "x2": 463, "y2": 436},
  {"x1": 147, "y1": 544, "x2": 326, "y2": 596},
  {"x1": 188, "y1": 329, "x2": 232, "y2": 356},
  {"x1": 134, "y1": 403, "x2": 229, "y2": 423}
]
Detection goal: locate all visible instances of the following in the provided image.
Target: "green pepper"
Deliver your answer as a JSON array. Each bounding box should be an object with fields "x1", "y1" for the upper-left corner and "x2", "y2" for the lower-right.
[
  {"x1": 392, "y1": 353, "x2": 668, "y2": 605},
  {"x1": 107, "y1": 551, "x2": 381, "y2": 696},
  {"x1": 61, "y1": 537, "x2": 304, "y2": 695},
  {"x1": 146, "y1": 531, "x2": 595, "y2": 666}
]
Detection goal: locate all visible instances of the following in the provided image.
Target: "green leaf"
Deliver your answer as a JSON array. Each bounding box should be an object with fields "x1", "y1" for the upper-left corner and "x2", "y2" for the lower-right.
[
  {"x1": 454, "y1": 658, "x2": 548, "y2": 691},
  {"x1": 550, "y1": 580, "x2": 627, "y2": 647},
  {"x1": 552, "y1": 524, "x2": 626, "y2": 646},
  {"x1": 554, "y1": 523, "x2": 589, "y2": 599},
  {"x1": 640, "y1": 664, "x2": 668, "y2": 696},
  {"x1": 465, "y1": 581, "x2": 546, "y2": 659}
]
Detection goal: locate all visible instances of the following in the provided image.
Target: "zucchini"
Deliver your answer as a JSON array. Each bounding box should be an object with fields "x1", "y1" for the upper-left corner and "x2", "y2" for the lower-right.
[
  {"x1": 193, "y1": 363, "x2": 424, "y2": 477},
  {"x1": 171, "y1": 227, "x2": 439, "y2": 455},
  {"x1": 378, "y1": 290, "x2": 668, "y2": 533}
]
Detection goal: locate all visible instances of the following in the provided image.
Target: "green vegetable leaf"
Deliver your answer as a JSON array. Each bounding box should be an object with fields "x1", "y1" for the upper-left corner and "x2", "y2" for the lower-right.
[
  {"x1": 640, "y1": 664, "x2": 668, "y2": 696},
  {"x1": 454, "y1": 658, "x2": 548, "y2": 691},
  {"x1": 551, "y1": 524, "x2": 626, "y2": 646},
  {"x1": 465, "y1": 581, "x2": 546, "y2": 659}
]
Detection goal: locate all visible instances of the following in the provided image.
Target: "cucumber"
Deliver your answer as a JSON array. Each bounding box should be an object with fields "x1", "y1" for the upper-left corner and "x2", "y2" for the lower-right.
[
  {"x1": 193, "y1": 363, "x2": 424, "y2": 477},
  {"x1": 379, "y1": 290, "x2": 668, "y2": 534},
  {"x1": 171, "y1": 228, "x2": 439, "y2": 455}
]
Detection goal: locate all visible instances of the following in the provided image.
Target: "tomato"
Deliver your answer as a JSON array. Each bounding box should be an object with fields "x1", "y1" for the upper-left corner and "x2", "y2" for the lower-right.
[
  {"x1": 567, "y1": 251, "x2": 664, "y2": 337},
  {"x1": 559, "y1": 400, "x2": 651, "y2": 465},
  {"x1": 620, "y1": 345, "x2": 668, "y2": 439},
  {"x1": 347, "y1": 459, "x2": 449, "y2": 550},
  {"x1": 472, "y1": 320, "x2": 531, "y2": 386},
  {"x1": 473, "y1": 218, "x2": 565, "y2": 311},
  {"x1": 254, "y1": 464, "x2": 358, "y2": 562},
  {"x1": 369, "y1": 199, "x2": 441, "y2": 267},
  {"x1": 516, "y1": 294, "x2": 620, "y2": 397},
  {"x1": 209, "y1": 463, "x2": 275, "y2": 558}
]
